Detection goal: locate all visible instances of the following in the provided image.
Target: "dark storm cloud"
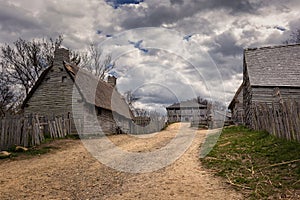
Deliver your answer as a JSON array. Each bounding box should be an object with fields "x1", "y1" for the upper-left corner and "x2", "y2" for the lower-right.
[
  {"x1": 202, "y1": 0, "x2": 264, "y2": 14},
  {"x1": 170, "y1": 0, "x2": 184, "y2": 5},
  {"x1": 120, "y1": 0, "x2": 264, "y2": 29},
  {"x1": 211, "y1": 31, "x2": 243, "y2": 57}
]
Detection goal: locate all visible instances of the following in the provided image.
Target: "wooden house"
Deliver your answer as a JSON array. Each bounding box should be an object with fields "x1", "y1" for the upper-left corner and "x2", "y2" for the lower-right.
[
  {"x1": 22, "y1": 48, "x2": 132, "y2": 134},
  {"x1": 243, "y1": 44, "x2": 300, "y2": 128},
  {"x1": 228, "y1": 83, "x2": 244, "y2": 125},
  {"x1": 166, "y1": 99, "x2": 208, "y2": 123}
]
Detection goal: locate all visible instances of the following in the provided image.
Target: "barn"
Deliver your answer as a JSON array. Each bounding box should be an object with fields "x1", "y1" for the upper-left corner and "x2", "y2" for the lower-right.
[
  {"x1": 22, "y1": 48, "x2": 132, "y2": 134},
  {"x1": 242, "y1": 43, "x2": 300, "y2": 128}
]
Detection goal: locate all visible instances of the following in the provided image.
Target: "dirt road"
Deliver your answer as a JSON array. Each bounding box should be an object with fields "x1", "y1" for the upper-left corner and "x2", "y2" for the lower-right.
[{"x1": 0, "y1": 123, "x2": 243, "y2": 199}]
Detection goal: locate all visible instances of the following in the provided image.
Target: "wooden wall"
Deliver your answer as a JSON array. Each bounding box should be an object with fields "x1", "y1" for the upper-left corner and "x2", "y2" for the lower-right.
[
  {"x1": 231, "y1": 89, "x2": 244, "y2": 125},
  {"x1": 167, "y1": 107, "x2": 208, "y2": 123},
  {"x1": 243, "y1": 60, "x2": 253, "y2": 128},
  {"x1": 23, "y1": 49, "x2": 73, "y2": 116},
  {"x1": 23, "y1": 48, "x2": 121, "y2": 135}
]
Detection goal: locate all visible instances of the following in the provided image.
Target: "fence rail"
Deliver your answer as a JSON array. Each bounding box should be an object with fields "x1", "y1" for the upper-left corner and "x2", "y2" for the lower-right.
[
  {"x1": 252, "y1": 100, "x2": 300, "y2": 142},
  {"x1": 0, "y1": 114, "x2": 72, "y2": 150}
]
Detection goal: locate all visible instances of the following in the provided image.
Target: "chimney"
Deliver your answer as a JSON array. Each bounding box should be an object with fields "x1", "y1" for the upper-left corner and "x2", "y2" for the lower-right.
[
  {"x1": 53, "y1": 48, "x2": 70, "y2": 67},
  {"x1": 108, "y1": 76, "x2": 117, "y2": 87}
]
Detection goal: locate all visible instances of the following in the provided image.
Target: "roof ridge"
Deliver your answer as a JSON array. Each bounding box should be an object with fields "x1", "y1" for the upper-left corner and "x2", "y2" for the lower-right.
[
  {"x1": 63, "y1": 61, "x2": 114, "y2": 89},
  {"x1": 245, "y1": 43, "x2": 300, "y2": 51}
]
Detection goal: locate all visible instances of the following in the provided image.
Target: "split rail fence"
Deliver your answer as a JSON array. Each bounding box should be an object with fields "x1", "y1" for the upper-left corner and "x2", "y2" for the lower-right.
[
  {"x1": 252, "y1": 100, "x2": 300, "y2": 142},
  {"x1": 0, "y1": 114, "x2": 72, "y2": 150}
]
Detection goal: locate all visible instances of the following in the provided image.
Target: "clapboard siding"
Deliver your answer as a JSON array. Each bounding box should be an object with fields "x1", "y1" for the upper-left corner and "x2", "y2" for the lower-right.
[
  {"x1": 243, "y1": 44, "x2": 300, "y2": 128},
  {"x1": 22, "y1": 48, "x2": 127, "y2": 135},
  {"x1": 229, "y1": 85, "x2": 244, "y2": 125},
  {"x1": 24, "y1": 63, "x2": 73, "y2": 116},
  {"x1": 243, "y1": 60, "x2": 253, "y2": 127},
  {"x1": 252, "y1": 87, "x2": 300, "y2": 103}
]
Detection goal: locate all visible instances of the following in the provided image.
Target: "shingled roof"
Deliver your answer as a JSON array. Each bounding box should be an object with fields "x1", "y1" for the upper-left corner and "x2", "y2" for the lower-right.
[{"x1": 244, "y1": 43, "x2": 300, "y2": 87}]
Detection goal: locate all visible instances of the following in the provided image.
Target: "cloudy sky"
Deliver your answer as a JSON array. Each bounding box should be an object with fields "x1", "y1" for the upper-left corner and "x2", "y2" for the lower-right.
[{"x1": 1, "y1": 0, "x2": 300, "y2": 113}]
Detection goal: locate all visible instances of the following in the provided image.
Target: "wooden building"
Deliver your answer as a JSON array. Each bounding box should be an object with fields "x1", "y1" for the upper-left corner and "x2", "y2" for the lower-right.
[
  {"x1": 228, "y1": 83, "x2": 244, "y2": 125},
  {"x1": 22, "y1": 48, "x2": 132, "y2": 134},
  {"x1": 166, "y1": 99, "x2": 208, "y2": 123},
  {"x1": 243, "y1": 44, "x2": 300, "y2": 128}
]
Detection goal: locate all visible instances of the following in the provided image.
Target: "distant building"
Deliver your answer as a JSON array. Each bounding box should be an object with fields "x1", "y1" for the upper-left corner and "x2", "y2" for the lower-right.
[
  {"x1": 22, "y1": 48, "x2": 132, "y2": 134},
  {"x1": 242, "y1": 44, "x2": 300, "y2": 128},
  {"x1": 228, "y1": 84, "x2": 244, "y2": 125},
  {"x1": 166, "y1": 99, "x2": 208, "y2": 123}
]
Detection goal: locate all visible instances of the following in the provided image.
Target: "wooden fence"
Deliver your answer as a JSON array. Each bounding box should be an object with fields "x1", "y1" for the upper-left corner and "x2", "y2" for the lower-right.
[
  {"x1": 0, "y1": 114, "x2": 72, "y2": 150},
  {"x1": 130, "y1": 115, "x2": 167, "y2": 134},
  {"x1": 252, "y1": 100, "x2": 300, "y2": 142}
]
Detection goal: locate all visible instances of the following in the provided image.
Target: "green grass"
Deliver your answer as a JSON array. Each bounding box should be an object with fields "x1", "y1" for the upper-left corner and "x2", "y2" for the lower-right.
[{"x1": 201, "y1": 126, "x2": 300, "y2": 199}]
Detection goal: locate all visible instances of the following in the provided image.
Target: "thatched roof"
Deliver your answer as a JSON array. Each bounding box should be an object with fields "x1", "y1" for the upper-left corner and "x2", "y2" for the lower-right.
[
  {"x1": 244, "y1": 43, "x2": 300, "y2": 87},
  {"x1": 64, "y1": 62, "x2": 132, "y2": 119},
  {"x1": 22, "y1": 54, "x2": 132, "y2": 119}
]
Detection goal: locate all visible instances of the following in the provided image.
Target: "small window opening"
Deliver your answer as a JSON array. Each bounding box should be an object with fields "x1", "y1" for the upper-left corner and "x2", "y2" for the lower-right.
[
  {"x1": 97, "y1": 107, "x2": 102, "y2": 116},
  {"x1": 62, "y1": 76, "x2": 67, "y2": 83}
]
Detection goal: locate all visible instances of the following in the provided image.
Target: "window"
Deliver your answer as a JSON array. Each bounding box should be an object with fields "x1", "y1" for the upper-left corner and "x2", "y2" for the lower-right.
[
  {"x1": 62, "y1": 76, "x2": 67, "y2": 83},
  {"x1": 97, "y1": 107, "x2": 102, "y2": 116}
]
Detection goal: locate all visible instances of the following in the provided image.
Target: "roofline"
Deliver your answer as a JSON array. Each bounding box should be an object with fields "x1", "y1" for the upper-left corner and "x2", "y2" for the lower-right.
[
  {"x1": 21, "y1": 65, "x2": 54, "y2": 109},
  {"x1": 22, "y1": 61, "x2": 133, "y2": 119},
  {"x1": 251, "y1": 85, "x2": 300, "y2": 89},
  {"x1": 244, "y1": 43, "x2": 300, "y2": 52},
  {"x1": 22, "y1": 60, "x2": 79, "y2": 109},
  {"x1": 64, "y1": 62, "x2": 134, "y2": 118}
]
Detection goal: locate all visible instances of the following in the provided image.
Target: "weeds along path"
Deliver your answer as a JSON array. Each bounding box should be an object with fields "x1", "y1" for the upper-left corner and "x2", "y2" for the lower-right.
[{"x1": 0, "y1": 123, "x2": 243, "y2": 200}]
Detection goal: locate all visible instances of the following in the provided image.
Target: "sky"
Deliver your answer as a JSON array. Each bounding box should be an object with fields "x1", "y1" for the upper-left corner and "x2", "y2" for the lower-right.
[{"x1": 1, "y1": 0, "x2": 300, "y2": 113}]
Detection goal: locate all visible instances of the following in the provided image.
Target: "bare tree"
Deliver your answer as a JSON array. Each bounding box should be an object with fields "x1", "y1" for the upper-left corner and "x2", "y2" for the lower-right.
[
  {"x1": 75, "y1": 44, "x2": 115, "y2": 79},
  {"x1": 0, "y1": 71, "x2": 14, "y2": 117},
  {"x1": 0, "y1": 36, "x2": 63, "y2": 95}
]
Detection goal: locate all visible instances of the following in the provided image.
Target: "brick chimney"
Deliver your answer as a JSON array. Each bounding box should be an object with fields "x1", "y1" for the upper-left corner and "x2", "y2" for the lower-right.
[
  {"x1": 107, "y1": 76, "x2": 117, "y2": 87},
  {"x1": 53, "y1": 48, "x2": 70, "y2": 71}
]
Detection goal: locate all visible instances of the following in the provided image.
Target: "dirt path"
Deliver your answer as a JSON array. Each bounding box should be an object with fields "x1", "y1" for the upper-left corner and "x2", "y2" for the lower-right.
[{"x1": 0, "y1": 123, "x2": 244, "y2": 199}]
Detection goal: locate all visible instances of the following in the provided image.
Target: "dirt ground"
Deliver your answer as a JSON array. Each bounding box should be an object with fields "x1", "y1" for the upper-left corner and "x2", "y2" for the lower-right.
[{"x1": 0, "y1": 123, "x2": 244, "y2": 199}]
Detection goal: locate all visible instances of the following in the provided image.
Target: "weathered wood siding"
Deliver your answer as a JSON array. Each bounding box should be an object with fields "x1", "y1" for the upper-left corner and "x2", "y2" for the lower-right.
[
  {"x1": 231, "y1": 88, "x2": 244, "y2": 125},
  {"x1": 23, "y1": 48, "x2": 120, "y2": 135},
  {"x1": 243, "y1": 61, "x2": 253, "y2": 127},
  {"x1": 167, "y1": 108, "x2": 207, "y2": 123},
  {"x1": 244, "y1": 84, "x2": 300, "y2": 128},
  {"x1": 81, "y1": 104, "x2": 116, "y2": 134},
  {"x1": 23, "y1": 49, "x2": 73, "y2": 116}
]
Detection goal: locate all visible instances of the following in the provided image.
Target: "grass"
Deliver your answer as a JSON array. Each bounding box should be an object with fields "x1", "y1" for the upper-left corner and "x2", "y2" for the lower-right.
[
  {"x1": 3, "y1": 136, "x2": 78, "y2": 159},
  {"x1": 200, "y1": 126, "x2": 300, "y2": 199},
  {"x1": 7, "y1": 140, "x2": 58, "y2": 158}
]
